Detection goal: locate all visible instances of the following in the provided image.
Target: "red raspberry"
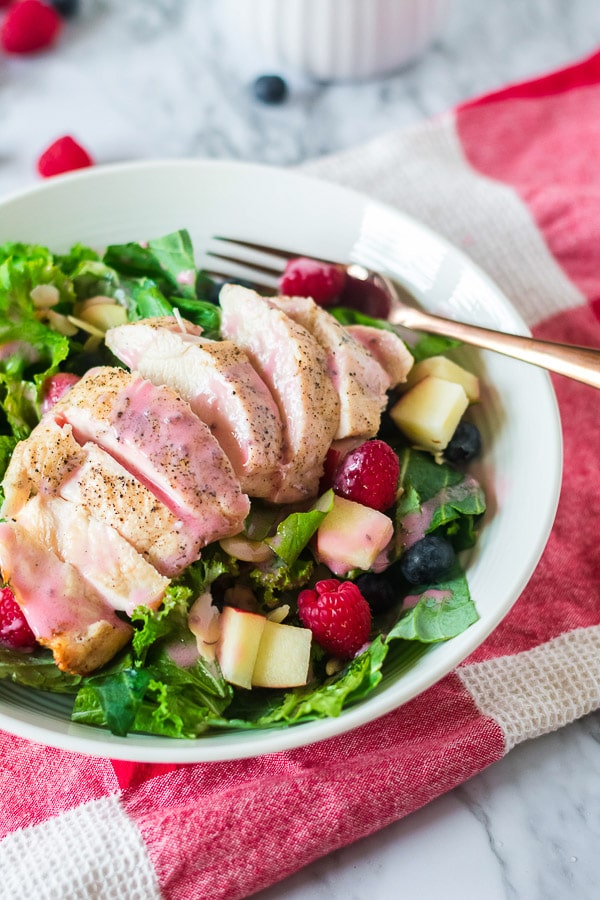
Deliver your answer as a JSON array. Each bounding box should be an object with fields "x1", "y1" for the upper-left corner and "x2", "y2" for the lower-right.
[
  {"x1": 40, "y1": 371, "x2": 80, "y2": 414},
  {"x1": 37, "y1": 135, "x2": 94, "y2": 178},
  {"x1": 1, "y1": 0, "x2": 62, "y2": 54},
  {"x1": 0, "y1": 586, "x2": 37, "y2": 652},
  {"x1": 279, "y1": 257, "x2": 346, "y2": 307},
  {"x1": 319, "y1": 445, "x2": 344, "y2": 493},
  {"x1": 332, "y1": 439, "x2": 399, "y2": 512},
  {"x1": 298, "y1": 579, "x2": 371, "y2": 659},
  {"x1": 337, "y1": 274, "x2": 392, "y2": 319}
]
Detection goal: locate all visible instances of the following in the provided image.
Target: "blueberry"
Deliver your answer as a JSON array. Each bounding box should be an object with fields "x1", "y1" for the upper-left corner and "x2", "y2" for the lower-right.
[
  {"x1": 354, "y1": 573, "x2": 398, "y2": 615},
  {"x1": 252, "y1": 74, "x2": 288, "y2": 105},
  {"x1": 399, "y1": 535, "x2": 456, "y2": 585},
  {"x1": 50, "y1": 0, "x2": 80, "y2": 17},
  {"x1": 444, "y1": 421, "x2": 482, "y2": 463}
]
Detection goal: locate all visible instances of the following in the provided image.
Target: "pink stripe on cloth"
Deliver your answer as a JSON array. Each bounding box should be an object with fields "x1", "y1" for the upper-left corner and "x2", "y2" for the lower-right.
[
  {"x1": 464, "y1": 303, "x2": 600, "y2": 663},
  {"x1": 0, "y1": 734, "x2": 118, "y2": 840},
  {"x1": 456, "y1": 49, "x2": 600, "y2": 305},
  {"x1": 120, "y1": 675, "x2": 503, "y2": 900}
]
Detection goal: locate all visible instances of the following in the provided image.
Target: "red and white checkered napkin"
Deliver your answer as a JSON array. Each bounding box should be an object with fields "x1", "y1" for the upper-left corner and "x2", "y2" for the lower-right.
[{"x1": 3, "y1": 50, "x2": 600, "y2": 900}]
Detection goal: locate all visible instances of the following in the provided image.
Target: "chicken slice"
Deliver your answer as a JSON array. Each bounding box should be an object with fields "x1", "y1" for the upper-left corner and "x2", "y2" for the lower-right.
[
  {"x1": 51, "y1": 366, "x2": 250, "y2": 548},
  {"x1": 2, "y1": 419, "x2": 201, "y2": 576},
  {"x1": 344, "y1": 324, "x2": 414, "y2": 387},
  {"x1": 15, "y1": 495, "x2": 169, "y2": 615},
  {"x1": 105, "y1": 317, "x2": 283, "y2": 498},
  {"x1": 60, "y1": 442, "x2": 198, "y2": 577},
  {"x1": 268, "y1": 294, "x2": 391, "y2": 440},
  {"x1": 219, "y1": 285, "x2": 340, "y2": 503},
  {"x1": 1, "y1": 419, "x2": 86, "y2": 519},
  {"x1": 0, "y1": 521, "x2": 132, "y2": 675}
]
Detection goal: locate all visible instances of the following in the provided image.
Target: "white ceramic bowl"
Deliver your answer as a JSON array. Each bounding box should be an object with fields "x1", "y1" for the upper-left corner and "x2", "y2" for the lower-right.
[
  {"x1": 219, "y1": 0, "x2": 454, "y2": 81},
  {"x1": 0, "y1": 160, "x2": 562, "y2": 761}
]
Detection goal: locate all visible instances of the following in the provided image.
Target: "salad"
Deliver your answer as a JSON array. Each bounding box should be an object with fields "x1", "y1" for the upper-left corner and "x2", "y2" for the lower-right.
[{"x1": 0, "y1": 229, "x2": 486, "y2": 739}]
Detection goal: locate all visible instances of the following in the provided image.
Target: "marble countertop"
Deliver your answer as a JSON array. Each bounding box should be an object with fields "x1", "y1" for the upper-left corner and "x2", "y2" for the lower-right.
[{"x1": 1, "y1": 1, "x2": 600, "y2": 898}]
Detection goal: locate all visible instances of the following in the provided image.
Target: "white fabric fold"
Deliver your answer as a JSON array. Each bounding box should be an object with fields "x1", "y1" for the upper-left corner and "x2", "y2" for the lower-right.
[
  {"x1": 0, "y1": 795, "x2": 161, "y2": 900},
  {"x1": 304, "y1": 114, "x2": 584, "y2": 326}
]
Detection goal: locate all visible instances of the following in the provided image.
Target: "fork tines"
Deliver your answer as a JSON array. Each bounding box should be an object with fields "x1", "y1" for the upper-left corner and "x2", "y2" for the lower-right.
[
  {"x1": 203, "y1": 237, "x2": 290, "y2": 290},
  {"x1": 204, "y1": 236, "x2": 341, "y2": 291}
]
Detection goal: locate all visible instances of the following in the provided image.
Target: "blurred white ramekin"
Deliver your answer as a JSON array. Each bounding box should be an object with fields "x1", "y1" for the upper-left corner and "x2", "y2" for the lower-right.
[{"x1": 218, "y1": 0, "x2": 453, "y2": 81}]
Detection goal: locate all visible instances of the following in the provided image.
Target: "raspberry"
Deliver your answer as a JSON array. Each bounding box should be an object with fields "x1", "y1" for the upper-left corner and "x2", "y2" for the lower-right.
[
  {"x1": 337, "y1": 274, "x2": 392, "y2": 319},
  {"x1": 279, "y1": 257, "x2": 346, "y2": 307},
  {"x1": 0, "y1": 586, "x2": 37, "y2": 652},
  {"x1": 1, "y1": 0, "x2": 62, "y2": 54},
  {"x1": 298, "y1": 579, "x2": 371, "y2": 659},
  {"x1": 319, "y1": 445, "x2": 344, "y2": 493},
  {"x1": 37, "y1": 135, "x2": 94, "y2": 178},
  {"x1": 332, "y1": 439, "x2": 400, "y2": 512},
  {"x1": 40, "y1": 371, "x2": 80, "y2": 414}
]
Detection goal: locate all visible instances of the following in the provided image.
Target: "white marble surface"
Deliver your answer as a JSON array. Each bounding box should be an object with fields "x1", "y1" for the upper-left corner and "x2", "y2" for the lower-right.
[{"x1": 1, "y1": 1, "x2": 600, "y2": 898}]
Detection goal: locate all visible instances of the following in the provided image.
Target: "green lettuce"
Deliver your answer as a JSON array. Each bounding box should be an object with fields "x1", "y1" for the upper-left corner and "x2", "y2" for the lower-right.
[
  {"x1": 330, "y1": 305, "x2": 460, "y2": 360},
  {"x1": 266, "y1": 491, "x2": 333, "y2": 566},
  {"x1": 101, "y1": 228, "x2": 221, "y2": 334},
  {"x1": 0, "y1": 647, "x2": 82, "y2": 693},
  {"x1": 388, "y1": 567, "x2": 479, "y2": 643}
]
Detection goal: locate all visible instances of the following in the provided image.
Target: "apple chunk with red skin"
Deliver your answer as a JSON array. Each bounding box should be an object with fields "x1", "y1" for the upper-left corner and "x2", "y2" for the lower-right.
[
  {"x1": 316, "y1": 494, "x2": 394, "y2": 576},
  {"x1": 215, "y1": 606, "x2": 266, "y2": 689},
  {"x1": 251, "y1": 620, "x2": 312, "y2": 688}
]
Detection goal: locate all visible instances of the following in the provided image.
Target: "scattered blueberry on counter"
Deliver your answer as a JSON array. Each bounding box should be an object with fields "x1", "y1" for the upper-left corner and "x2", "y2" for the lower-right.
[
  {"x1": 50, "y1": 0, "x2": 79, "y2": 17},
  {"x1": 252, "y1": 74, "x2": 289, "y2": 104}
]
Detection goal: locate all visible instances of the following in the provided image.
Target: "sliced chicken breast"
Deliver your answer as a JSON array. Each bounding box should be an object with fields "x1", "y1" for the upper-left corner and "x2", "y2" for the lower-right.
[
  {"x1": 0, "y1": 521, "x2": 132, "y2": 675},
  {"x1": 344, "y1": 324, "x2": 414, "y2": 387},
  {"x1": 15, "y1": 495, "x2": 169, "y2": 615},
  {"x1": 51, "y1": 366, "x2": 250, "y2": 549},
  {"x1": 219, "y1": 285, "x2": 340, "y2": 503},
  {"x1": 1, "y1": 419, "x2": 86, "y2": 519},
  {"x1": 60, "y1": 442, "x2": 198, "y2": 577},
  {"x1": 2, "y1": 419, "x2": 201, "y2": 576},
  {"x1": 268, "y1": 294, "x2": 390, "y2": 440},
  {"x1": 105, "y1": 317, "x2": 283, "y2": 498}
]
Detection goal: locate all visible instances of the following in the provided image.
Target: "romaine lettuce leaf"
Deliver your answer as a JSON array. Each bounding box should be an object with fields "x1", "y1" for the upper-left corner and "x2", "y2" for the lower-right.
[
  {"x1": 130, "y1": 584, "x2": 193, "y2": 665},
  {"x1": 387, "y1": 566, "x2": 479, "y2": 642},
  {"x1": 0, "y1": 648, "x2": 82, "y2": 692},
  {"x1": 250, "y1": 557, "x2": 314, "y2": 607},
  {"x1": 266, "y1": 490, "x2": 333, "y2": 566},
  {"x1": 73, "y1": 652, "x2": 233, "y2": 738},
  {"x1": 385, "y1": 443, "x2": 486, "y2": 560},
  {"x1": 330, "y1": 306, "x2": 459, "y2": 360},
  {"x1": 102, "y1": 229, "x2": 221, "y2": 334},
  {"x1": 147, "y1": 229, "x2": 197, "y2": 299}
]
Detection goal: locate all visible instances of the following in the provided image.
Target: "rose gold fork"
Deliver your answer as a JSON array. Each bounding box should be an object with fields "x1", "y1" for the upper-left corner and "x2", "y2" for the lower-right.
[{"x1": 205, "y1": 236, "x2": 600, "y2": 389}]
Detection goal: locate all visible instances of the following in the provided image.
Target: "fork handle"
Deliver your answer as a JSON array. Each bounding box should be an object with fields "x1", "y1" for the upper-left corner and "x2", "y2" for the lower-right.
[{"x1": 390, "y1": 306, "x2": 600, "y2": 389}]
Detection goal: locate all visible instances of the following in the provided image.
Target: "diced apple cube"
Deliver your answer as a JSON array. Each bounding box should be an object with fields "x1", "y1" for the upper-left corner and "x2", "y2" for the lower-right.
[
  {"x1": 390, "y1": 375, "x2": 469, "y2": 453},
  {"x1": 215, "y1": 606, "x2": 266, "y2": 689},
  {"x1": 403, "y1": 355, "x2": 480, "y2": 402},
  {"x1": 251, "y1": 620, "x2": 312, "y2": 688},
  {"x1": 316, "y1": 494, "x2": 394, "y2": 576}
]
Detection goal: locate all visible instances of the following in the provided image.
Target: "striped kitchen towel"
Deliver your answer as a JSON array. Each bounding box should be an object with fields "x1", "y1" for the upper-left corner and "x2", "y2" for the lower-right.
[{"x1": 2, "y1": 48, "x2": 600, "y2": 900}]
